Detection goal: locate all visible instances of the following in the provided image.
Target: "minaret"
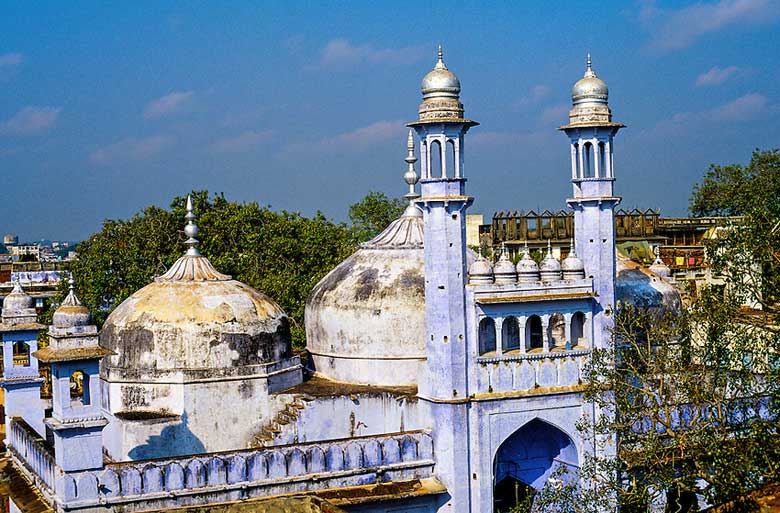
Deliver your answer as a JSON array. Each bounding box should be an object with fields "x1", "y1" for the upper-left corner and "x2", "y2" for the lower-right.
[
  {"x1": 560, "y1": 54, "x2": 624, "y2": 348},
  {"x1": 34, "y1": 276, "x2": 113, "y2": 471},
  {"x1": 408, "y1": 46, "x2": 477, "y2": 512},
  {"x1": 0, "y1": 280, "x2": 46, "y2": 438}
]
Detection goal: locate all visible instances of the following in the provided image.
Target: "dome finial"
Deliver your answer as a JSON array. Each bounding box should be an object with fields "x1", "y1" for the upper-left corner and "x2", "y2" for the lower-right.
[
  {"x1": 184, "y1": 195, "x2": 201, "y2": 257},
  {"x1": 434, "y1": 44, "x2": 447, "y2": 70},
  {"x1": 584, "y1": 52, "x2": 596, "y2": 78},
  {"x1": 587, "y1": 52, "x2": 591, "y2": 71},
  {"x1": 403, "y1": 130, "x2": 420, "y2": 207},
  {"x1": 68, "y1": 273, "x2": 75, "y2": 294}
]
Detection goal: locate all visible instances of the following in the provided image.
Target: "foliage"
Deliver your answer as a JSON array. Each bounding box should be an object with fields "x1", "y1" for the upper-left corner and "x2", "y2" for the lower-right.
[
  {"x1": 347, "y1": 190, "x2": 406, "y2": 242},
  {"x1": 68, "y1": 191, "x2": 356, "y2": 349},
  {"x1": 557, "y1": 150, "x2": 780, "y2": 513}
]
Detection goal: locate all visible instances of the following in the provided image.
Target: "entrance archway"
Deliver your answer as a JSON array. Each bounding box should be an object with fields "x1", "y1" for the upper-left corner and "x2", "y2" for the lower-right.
[{"x1": 493, "y1": 419, "x2": 579, "y2": 511}]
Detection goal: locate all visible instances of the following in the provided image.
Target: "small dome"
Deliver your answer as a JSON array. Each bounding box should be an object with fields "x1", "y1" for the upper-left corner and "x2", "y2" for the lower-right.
[
  {"x1": 493, "y1": 249, "x2": 516, "y2": 284},
  {"x1": 469, "y1": 254, "x2": 495, "y2": 284},
  {"x1": 416, "y1": 46, "x2": 466, "y2": 121},
  {"x1": 568, "y1": 54, "x2": 613, "y2": 125},
  {"x1": 649, "y1": 256, "x2": 671, "y2": 279},
  {"x1": 561, "y1": 243, "x2": 586, "y2": 280},
  {"x1": 539, "y1": 243, "x2": 562, "y2": 282},
  {"x1": 2, "y1": 281, "x2": 34, "y2": 314},
  {"x1": 421, "y1": 47, "x2": 461, "y2": 99},
  {"x1": 516, "y1": 247, "x2": 541, "y2": 283},
  {"x1": 616, "y1": 252, "x2": 681, "y2": 313},
  {"x1": 52, "y1": 277, "x2": 91, "y2": 328}
]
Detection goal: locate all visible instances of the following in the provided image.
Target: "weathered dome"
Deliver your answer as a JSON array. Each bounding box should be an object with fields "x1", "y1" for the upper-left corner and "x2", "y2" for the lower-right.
[
  {"x1": 52, "y1": 278, "x2": 91, "y2": 328},
  {"x1": 649, "y1": 255, "x2": 672, "y2": 279},
  {"x1": 469, "y1": 254, "x2": 494, "y2": 284},
  {"x1": 100, "y1": 199, "x2": 291, "y2": 377},
  {"x1": 2, "y1": 281, "x2": 34, "y2": 314},
  {"x1": 306, "y1": 205, "x2": 476, "y2": 386},
  {"x1": 616, "y1": 252, "x2": 681, "y2": 313}
]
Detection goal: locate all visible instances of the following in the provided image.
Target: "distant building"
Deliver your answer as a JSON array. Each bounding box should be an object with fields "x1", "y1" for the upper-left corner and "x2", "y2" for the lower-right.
[{"x1": 3, "y1": 234, "x2": 18, "y2": 246}]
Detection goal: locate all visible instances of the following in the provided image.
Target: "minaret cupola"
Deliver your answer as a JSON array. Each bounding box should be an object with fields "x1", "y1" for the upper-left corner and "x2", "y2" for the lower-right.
[
  {"x1": 419, "y1": 45, "x2": 463, "y2": 121},
  {"x1": 569, "y1": 53, "x2": 611, "y2": 125}
]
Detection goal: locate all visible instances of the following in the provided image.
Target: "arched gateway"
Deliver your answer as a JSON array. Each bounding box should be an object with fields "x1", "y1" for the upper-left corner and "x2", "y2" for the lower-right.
[{"x1": 493, "y1": 419, "x2": 579, "y2": 511}]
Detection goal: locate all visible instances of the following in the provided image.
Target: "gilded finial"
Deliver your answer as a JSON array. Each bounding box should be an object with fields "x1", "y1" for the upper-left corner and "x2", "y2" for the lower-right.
[
  {"x1": 184, "y1": 195, "x2": 201, "y2": 257},
  {"x1": 434, "y1": 44, "x2": 446, "y2": 70}
]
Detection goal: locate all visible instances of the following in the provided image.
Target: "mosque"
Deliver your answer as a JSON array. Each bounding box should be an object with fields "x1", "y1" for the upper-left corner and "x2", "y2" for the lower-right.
[{"x1": 0, "y1": 49, "x2": 678, "y2": 512}]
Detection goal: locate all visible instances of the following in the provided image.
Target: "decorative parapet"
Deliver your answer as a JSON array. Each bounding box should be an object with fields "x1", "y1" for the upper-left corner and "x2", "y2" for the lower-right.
[
  {"x1": 12, "y1": 430, "x2": 435, "y2": 513},
  {"x1": 475, "y1": 350, "x2": 590, "y2": 396},
  {"x1": 7, "y1": 417, "x2": 56, "y2": 493}
]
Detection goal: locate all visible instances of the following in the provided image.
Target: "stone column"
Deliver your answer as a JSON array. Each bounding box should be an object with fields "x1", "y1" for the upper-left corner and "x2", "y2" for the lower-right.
[
  {"x1": 578, "y1": 139, "x2": 585, "y2": 178},
  {"x1": 495, "y1": 317, "x2": 504, "y2": 356},
  {"x1": 593, "y1": 138, "x2": 600, "y2": 178},
  {"x1": 519, "y1": 316, "x2": 527, "y2": 354},
  {"x1": 564, "y1": 313, "x2": 573, "y2": 350},
  {"x1": 542, "y1": 314, "x2": 551, "y2": 352}
]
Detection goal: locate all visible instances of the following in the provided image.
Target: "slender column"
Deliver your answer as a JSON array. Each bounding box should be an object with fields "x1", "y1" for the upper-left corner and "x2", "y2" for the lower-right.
[
  {"x1": 578, "y1": 140, "x2": 585, "y2": 178},
  {"x1": 454, "y1": 138, "x2": 461, "y2": 178},
  {"x1": 586, "y1": 311, "x2": 593, "y2": 348},
  {"x1": 564, "y1": 313, "x2": 573, "y2": 350},
  {"x1": 570, "y1": 144, "x2": 578, "y2": 179},
  {"x1": 542, "y1": 314, "x2": 551, "y2": 352},
  {"x1": 495, "y1": 317, "x2": 504, "y2": 356},
  {"x1": 593, "y1": 138, "x2": 600, "y2": 178},
  {"x1": 440, "y1": 136, "x2": 447, "y2": 178},
  {"x1": 421, "y1": 141, "x2": 429, "y2": 179},
  {"x1": 518, "y1": 317, "x2": 527, "y2": 354},
  {"x1": 605, "y1": 140, "x2": 612, "y2": 178}
]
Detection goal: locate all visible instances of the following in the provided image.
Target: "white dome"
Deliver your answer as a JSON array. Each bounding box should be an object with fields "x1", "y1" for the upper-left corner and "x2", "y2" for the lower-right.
[
  {"x1": 469, "y1": 254, "x2": 494, "y2": 284},
  {"x1": 493, "y1": 251, "x2": 517, "y2": 284},
  {"x1": 306, "y1": 208, "x2": 476, "y2": 386}
]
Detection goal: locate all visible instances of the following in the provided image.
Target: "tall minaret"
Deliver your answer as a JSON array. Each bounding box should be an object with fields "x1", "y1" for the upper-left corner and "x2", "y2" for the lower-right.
[
  {"x1": 560, "y1": 54, "x2": 624, "y2": 348},
  {"x1": 408, "y1": 46, "x2": 477, "y2": 512}
]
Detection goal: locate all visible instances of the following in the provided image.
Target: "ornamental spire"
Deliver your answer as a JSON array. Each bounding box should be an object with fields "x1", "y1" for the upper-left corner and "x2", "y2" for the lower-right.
[
  {"x1": 184, "y1": 195, "x2": 200, "y2": 257},
  {"x1": 404, "y1": 130, "x2": 420, "y2": 204}
]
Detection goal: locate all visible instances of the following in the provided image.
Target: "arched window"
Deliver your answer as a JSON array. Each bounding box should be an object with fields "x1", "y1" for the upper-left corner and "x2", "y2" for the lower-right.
[
  {"x1": 549, "y1": 313, "x2": 566, "y2": 350},
  {"x1": 583, "y1": 142, "x2": 594, "y2": 178},
  {"x1": 12, "y1": 341, "x2": 30, "y2": 367},
  {"x1": 502, "y1": 316, "x2": 520, "y2": 352},
  {"x1": 430, "y1": 139, "x2": 443, "y2": 179},
  {"x1": 571, "y1": 312, "x2": 586, "y2": 348},
  {"x1": 526, "y1": 315, "x2": 543, "y2": 351},
  {"x1": 479, "y1": 317, "x2": 497, "y2": 355},
  {"x1": 573, "y1": 143, "x2": 580, "y2": 178},
  {"x1": 598, "y1": 142, "x2": 607, "y2": 177},
  {"x1": 446, "y1": 139, "x2": 457, "y2": 178},
  {"x1": 70, "y1": 370, "x2": 90, "y2": 405}
]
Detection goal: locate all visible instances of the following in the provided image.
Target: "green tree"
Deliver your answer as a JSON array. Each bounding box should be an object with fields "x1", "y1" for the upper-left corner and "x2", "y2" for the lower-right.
[
  {"x1": 532, "y1": 150, "x2": 780, "y2": 513},
  {"x1": 69, "y1": 191, "x2": 355, "y2": 349},
  {"x1": 348, "y1": 191, "x2": 406, "y2": 242}
]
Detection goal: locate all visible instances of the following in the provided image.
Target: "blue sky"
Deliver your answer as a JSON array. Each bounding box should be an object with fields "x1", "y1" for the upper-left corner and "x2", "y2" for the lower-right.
[{"x1": 1, "y1": 1, "x2": 779, "y2": 241}]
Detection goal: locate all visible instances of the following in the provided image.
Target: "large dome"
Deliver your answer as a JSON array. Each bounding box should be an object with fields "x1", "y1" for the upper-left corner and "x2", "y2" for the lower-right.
[
  {"x1": 101, "y1": 255, "x2": 291, "y2": 375},
  {"x1": 100, "y1": 199, "x2": 291, "y2": 378},
  {"x1": 305, "y1": 207, "x2": 426, "y2": 386}
]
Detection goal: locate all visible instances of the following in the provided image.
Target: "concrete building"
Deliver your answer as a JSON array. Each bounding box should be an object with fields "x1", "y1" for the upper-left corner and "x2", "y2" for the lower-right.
[{"x1": 1, "y1": 51, "x2": 679, "y2": 512}]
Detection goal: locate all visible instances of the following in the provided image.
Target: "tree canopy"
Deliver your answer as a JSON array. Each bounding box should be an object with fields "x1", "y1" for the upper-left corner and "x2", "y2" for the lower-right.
[
  {"x1": 69, "y1": 191, "x2": 357, "y2": 348},
  {"x1": 347, "y1": 190, "x2": 406, "y2": 242},
  {"x1": 525, "y1": 149, "x2": 780, "y2": 513}
]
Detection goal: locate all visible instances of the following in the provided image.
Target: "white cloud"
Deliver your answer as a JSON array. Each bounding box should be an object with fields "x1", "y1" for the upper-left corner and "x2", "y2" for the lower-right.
[
  {"x1": 212, "y1": 130, "x2": 273, "y2": 153},
  {"x1": 0, "y1": 53, "x2": 23, "y2": 68},
  {"x1": 317, "y1": 39, "x2": 423, "y2": 69},
  {"x1": 89, "y1": 135, "x2": 172, "y2": 165},
  {"x1": 696, "y1": 65, "x2": 739, "y2": 86},
  {"x1": 511, "y1": 85, "x2": 551, "y2": 110},
  {"x1": 641, "y1": 0, "x2": 780, "y2": 51},
  {"x1": 710, "y1": 92, "x2": 768, "y2": 121},
  {"x1": 640, "y1": 93, "x2": 770, "y2": 138},
  {"x1": 280, "y1": 120, "x2": 403, "y2": 159},
  {"x1": 143, "y1": 91, "x2": 194, "y2": 119},
  {"x1": 0, "y1": 106, "x2": 61, "y2": 135},
  {"x1": 539, "y1": 103, "x2": 570, "y2": 125}
]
